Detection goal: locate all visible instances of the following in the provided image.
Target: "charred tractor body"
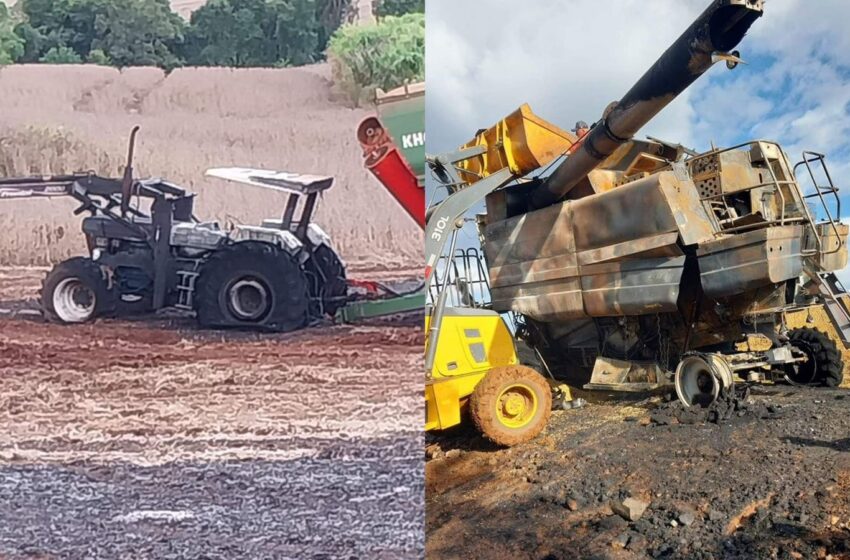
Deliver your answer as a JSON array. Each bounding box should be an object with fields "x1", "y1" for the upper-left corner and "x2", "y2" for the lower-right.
[
  {"x1": 426, "y1": 0, "x2": 849, "y2": 411},
  {"x1": 0, "y1": 130, "x2": 346, "y2": 331}
]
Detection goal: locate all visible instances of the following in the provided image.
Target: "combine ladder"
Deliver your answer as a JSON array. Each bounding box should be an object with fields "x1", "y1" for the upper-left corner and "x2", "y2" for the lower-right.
[
  {"x1": 808, "y1": 271, "x2": 850, "y2": 347},
  {"x1": 792, "y1": 151, "x2": 850, "y2": 346}
]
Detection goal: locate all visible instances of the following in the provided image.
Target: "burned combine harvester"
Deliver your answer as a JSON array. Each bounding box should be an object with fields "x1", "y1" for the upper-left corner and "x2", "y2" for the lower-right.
[
  {"x1": 426, "y1": 0, "x2": 849, "y2": 407},
  {"x1": 0, "y1": 128, "x2": 347, "y2": 331}
]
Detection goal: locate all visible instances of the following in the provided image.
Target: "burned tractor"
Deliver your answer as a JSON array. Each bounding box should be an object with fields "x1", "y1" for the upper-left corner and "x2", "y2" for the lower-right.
[
  {"x1": 425, "y1": 0, "x2": 849, "y2": 408},
  {"x1": 0, "y1": 128, "x2": 347, "y2": 331}
]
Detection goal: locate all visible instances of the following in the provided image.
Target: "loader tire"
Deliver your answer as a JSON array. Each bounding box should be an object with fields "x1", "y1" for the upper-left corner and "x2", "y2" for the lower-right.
[
  {"x1": 41, "y1": 257, "x2": 116, "y2": 324},
  {"x1": 196, "y1": 241, "x2": 310, "y2": 332},
  {"x1": 787, "y1": 328, "x2": 844, "y2": 387},
  {"x1": 304, "y1": 245, "x2": 347, "y2": 317},
  {"x1": 470, "y1": 365, "x2": 552, "y2": 447}
]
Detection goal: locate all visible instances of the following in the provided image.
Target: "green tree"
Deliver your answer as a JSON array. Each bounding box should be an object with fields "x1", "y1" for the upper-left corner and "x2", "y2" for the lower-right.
[
  {"x1": 374, "y1": 0, "x2": 423, "y2": 17},
  {"x1": 182, "y1": 0, "x2": 331, "y2": 67},
  {"x1": 16, "y1": 0, "x2": 105, "y2": 62},
  {"x1": 0, "y1": 4, "x2": 24, "y2": 64},
  {"x1": 91, "y1": 0, "x2": 185, "y2": 67},
  {"x1": 327, "y1": 13, "x2": 424, "y2": 105},
  {"x1": 39, "y1": 44, "x2": 83, "y2": 63},
  {"x1": 316, "y1": 0, "x2": 352, "y2": 52},
  {"x1": 86, "y1": 47, "x2": 109, "y2": 65},
  {"x1": 15, "y1": 0, "x2": 185, "y2": 67}
]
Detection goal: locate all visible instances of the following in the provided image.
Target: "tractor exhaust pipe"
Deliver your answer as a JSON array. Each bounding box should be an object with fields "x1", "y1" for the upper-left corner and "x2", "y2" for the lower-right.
[
  {"x1": 529, "y1": 0, "x2": 764, "y2": 210},
  {"x1": 120, "y1": 125, "x2": 141, "y2": 216}
]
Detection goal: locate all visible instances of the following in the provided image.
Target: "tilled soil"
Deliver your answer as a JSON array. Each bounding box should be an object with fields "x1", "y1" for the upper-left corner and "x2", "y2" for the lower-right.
[
  {"x1": 0, "y1": 267, "x2": 423, "y2": 558},
  {"x1": 426, "y1": 386, "x2": 850, "y2": 560}
]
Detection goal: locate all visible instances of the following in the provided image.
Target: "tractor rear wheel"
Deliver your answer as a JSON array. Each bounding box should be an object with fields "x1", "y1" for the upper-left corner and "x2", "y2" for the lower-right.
[
  {"x1": 469, "y1": 365, "x2": 552, "y2": 447},
  {"x1": 304, "y1": 245, "x2": 347, "y2": 317},
  {"x1": 196, "y1": 242, "x2": 310, "y2": 332},
  {"x1": 41, "y1": 257, "x2": 116, "y2": 324},
  {"x1": 787, "y1": 328, "x2": 844, "y2": 387}
]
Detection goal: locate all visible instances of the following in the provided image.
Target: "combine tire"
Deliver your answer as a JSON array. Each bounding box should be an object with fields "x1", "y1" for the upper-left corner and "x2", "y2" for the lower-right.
[
  {"x1": 469, "y1": 365, "x2": 552, "y2": 447},
  {"x1": 196, "y1": 242, "x2": 310, "y2": 332},
  {"x1": 305, "y1": 245, "x2": 347, "y2": 316},
  {"x1": 787, "y1": 328, "x2": 844, "y2": 387},
  {"x1": 41, "y1": 257, "x2": 116, "y2": 323}
]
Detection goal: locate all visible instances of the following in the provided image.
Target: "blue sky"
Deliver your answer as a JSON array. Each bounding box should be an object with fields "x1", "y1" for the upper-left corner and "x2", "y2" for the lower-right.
[{"x1": 425, "y1": 0, "x2": 850, "y2": 281}]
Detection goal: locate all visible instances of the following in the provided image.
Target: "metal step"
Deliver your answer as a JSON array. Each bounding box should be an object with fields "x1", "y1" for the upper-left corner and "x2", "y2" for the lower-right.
[
  {"x1": 811, "y1": 272, "x2": 850, "y2": 346},
  {"x1": 175, "y1": 270, "x2": 199, "y2": 311}
]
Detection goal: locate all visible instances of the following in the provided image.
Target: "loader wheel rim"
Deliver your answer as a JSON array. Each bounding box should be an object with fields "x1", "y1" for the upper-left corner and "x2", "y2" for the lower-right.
[
  {"x1": 495, "y1": 383, "x2": 538, "y2": 429},
  {"x1": 53, "y1": 277, "x2": 96, "y2": 323},
  {"x1": 228, "y1": 278, "x2": 270, "y2": 321}
]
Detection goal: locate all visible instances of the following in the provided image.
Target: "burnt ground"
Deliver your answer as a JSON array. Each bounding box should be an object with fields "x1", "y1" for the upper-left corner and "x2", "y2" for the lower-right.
[
  {"x1": 0, "y1": 266, "x2": 423, "y2": 559},
  {"x1": 427, "y1": 386, "x2": 850, "y2": 560}
]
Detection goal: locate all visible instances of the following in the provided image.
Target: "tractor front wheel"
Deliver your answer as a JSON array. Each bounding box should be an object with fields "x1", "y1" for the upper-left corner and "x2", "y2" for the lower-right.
[{"x1": 469, "y1": 365, "x2": 552, "y2": 447}]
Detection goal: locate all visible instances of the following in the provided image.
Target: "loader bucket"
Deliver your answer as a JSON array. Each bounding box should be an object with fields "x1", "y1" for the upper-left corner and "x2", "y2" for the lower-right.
[{"x1": 456, "y1": 104, "x2": 576, "y2": 185}]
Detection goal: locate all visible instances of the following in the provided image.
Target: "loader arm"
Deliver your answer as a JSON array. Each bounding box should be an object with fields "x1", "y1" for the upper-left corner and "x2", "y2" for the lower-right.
[
  {"x1": 424, "y1": 149, "x2": 514, "y2": 284},
  {"x1": 423, "y1": 150, "x2": 517, "y2": 374}
]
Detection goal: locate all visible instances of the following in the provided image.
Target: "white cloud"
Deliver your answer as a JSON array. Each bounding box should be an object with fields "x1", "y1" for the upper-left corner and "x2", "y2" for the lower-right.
[
  {"x1": 427, "y1": 1, "x2": 850, "y2": 168},
  {"x1": 427, "y1": 0, "x2": 709, "y2": 153}
]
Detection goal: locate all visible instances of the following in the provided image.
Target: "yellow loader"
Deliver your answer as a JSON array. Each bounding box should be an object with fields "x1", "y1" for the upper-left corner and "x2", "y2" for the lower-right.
[{"x1": 424, "y1": 107, "x2": 582, "y2": 446}]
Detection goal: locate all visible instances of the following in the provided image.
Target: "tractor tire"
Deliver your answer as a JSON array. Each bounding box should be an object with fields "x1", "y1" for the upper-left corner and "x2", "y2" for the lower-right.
[
  {"x1": 304, "y1": 245, "x2": 347, "y2": 317},
  {"x1": 787, "y1": 328, "x2": 844, "y2": 387},
  {"x1": 41, "y1": 257, "x2": 116, "y2": 324},
  {"x1": 196, "y1": 241, "x2": 310, "y2": 332},
  {"x1": 469, "y1": 365, "x2": 552, "y2": 447}
]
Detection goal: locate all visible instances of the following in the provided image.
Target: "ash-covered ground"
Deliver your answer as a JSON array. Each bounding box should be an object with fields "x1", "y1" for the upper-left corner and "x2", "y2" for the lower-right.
[{"x1": 427, "y1": 385, "x2": 850, "y2": 560}]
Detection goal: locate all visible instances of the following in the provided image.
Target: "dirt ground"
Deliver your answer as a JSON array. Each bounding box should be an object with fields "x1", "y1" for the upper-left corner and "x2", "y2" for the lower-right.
[
  {"x1": 0, "y1": 266, "x2": 423, "y2": 558},
  {"x1": 427, "y1": 385, "x2": 850, "y2": 560}
]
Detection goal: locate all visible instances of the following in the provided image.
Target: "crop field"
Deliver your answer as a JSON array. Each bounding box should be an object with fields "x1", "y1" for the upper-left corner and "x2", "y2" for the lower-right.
[
  {"x1": 0, "y1": 62, "x2": 423, "y2": 557},
  {"x1": 0, "y1": 63, "x2": 421, "y2": 268}
]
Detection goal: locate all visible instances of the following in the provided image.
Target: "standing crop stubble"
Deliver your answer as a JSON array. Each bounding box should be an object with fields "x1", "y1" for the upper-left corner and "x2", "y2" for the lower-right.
[{"x1": 0, "y1": 63, "x2": 421, "y2": 269}]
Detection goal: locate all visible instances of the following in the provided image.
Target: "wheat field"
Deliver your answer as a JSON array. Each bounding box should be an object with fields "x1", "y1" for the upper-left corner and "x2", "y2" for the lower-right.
[{"x1": 0, "y1": 63, "x2": 421, "y2": 268}]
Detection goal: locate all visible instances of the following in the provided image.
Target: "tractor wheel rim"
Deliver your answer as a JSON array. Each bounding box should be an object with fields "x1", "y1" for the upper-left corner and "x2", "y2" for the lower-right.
[
  {"x1": 53, "y1": 277, "x2": 96, "y2": 323},
  {"x1": 228, "y1": 278, "x2": 270, "y2": 321},
  {"x1": 495, "y1": 383, "x2": 538, "y2": 429}
]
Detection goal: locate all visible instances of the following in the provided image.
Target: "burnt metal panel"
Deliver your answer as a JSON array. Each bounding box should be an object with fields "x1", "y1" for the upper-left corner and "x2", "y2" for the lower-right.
[
  {"x1": 698, "y1": 225, "x2": 804, "y2": 297},
  {"x1": 569, "y1": 173, "x2": 680, "y2": 251},
  {"x1": 581, "y1": 256, "x2": 686, "y2": 316},
  {"x1": 485, "y1": 173, "x2": 688, "y2": 321},
  {"x1": 812, "y1": 222, "x2": 849, "y2": 272}
]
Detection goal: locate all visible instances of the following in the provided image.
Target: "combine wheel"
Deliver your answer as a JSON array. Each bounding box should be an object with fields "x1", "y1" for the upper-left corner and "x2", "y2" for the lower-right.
[
  {"x1": 196, "y1": 241, "x2": 310, "y2": 332},
  {"x1": 41, "y1": 257, "x2": 116, "y2": 323},
  {"x1": 304, "y1": 245, "x2": 347, "y2": 316},
  {"x1": 786, "y1": 328, "x2": 844, "y2": 387},
  {"x1": 470, "y1": 365, "x2": 552, "y2": 447}
]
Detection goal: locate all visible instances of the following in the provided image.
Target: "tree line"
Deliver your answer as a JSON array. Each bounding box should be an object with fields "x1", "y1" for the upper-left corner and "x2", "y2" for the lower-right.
[{"x1": 0, "y1": 0, "x2": 423, "y2": 68}]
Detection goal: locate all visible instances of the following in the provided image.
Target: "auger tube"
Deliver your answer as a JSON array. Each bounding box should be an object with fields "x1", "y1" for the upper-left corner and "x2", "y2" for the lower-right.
[{"x1": 529, "y1": 0, "x2": 764, "y2": 210}]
